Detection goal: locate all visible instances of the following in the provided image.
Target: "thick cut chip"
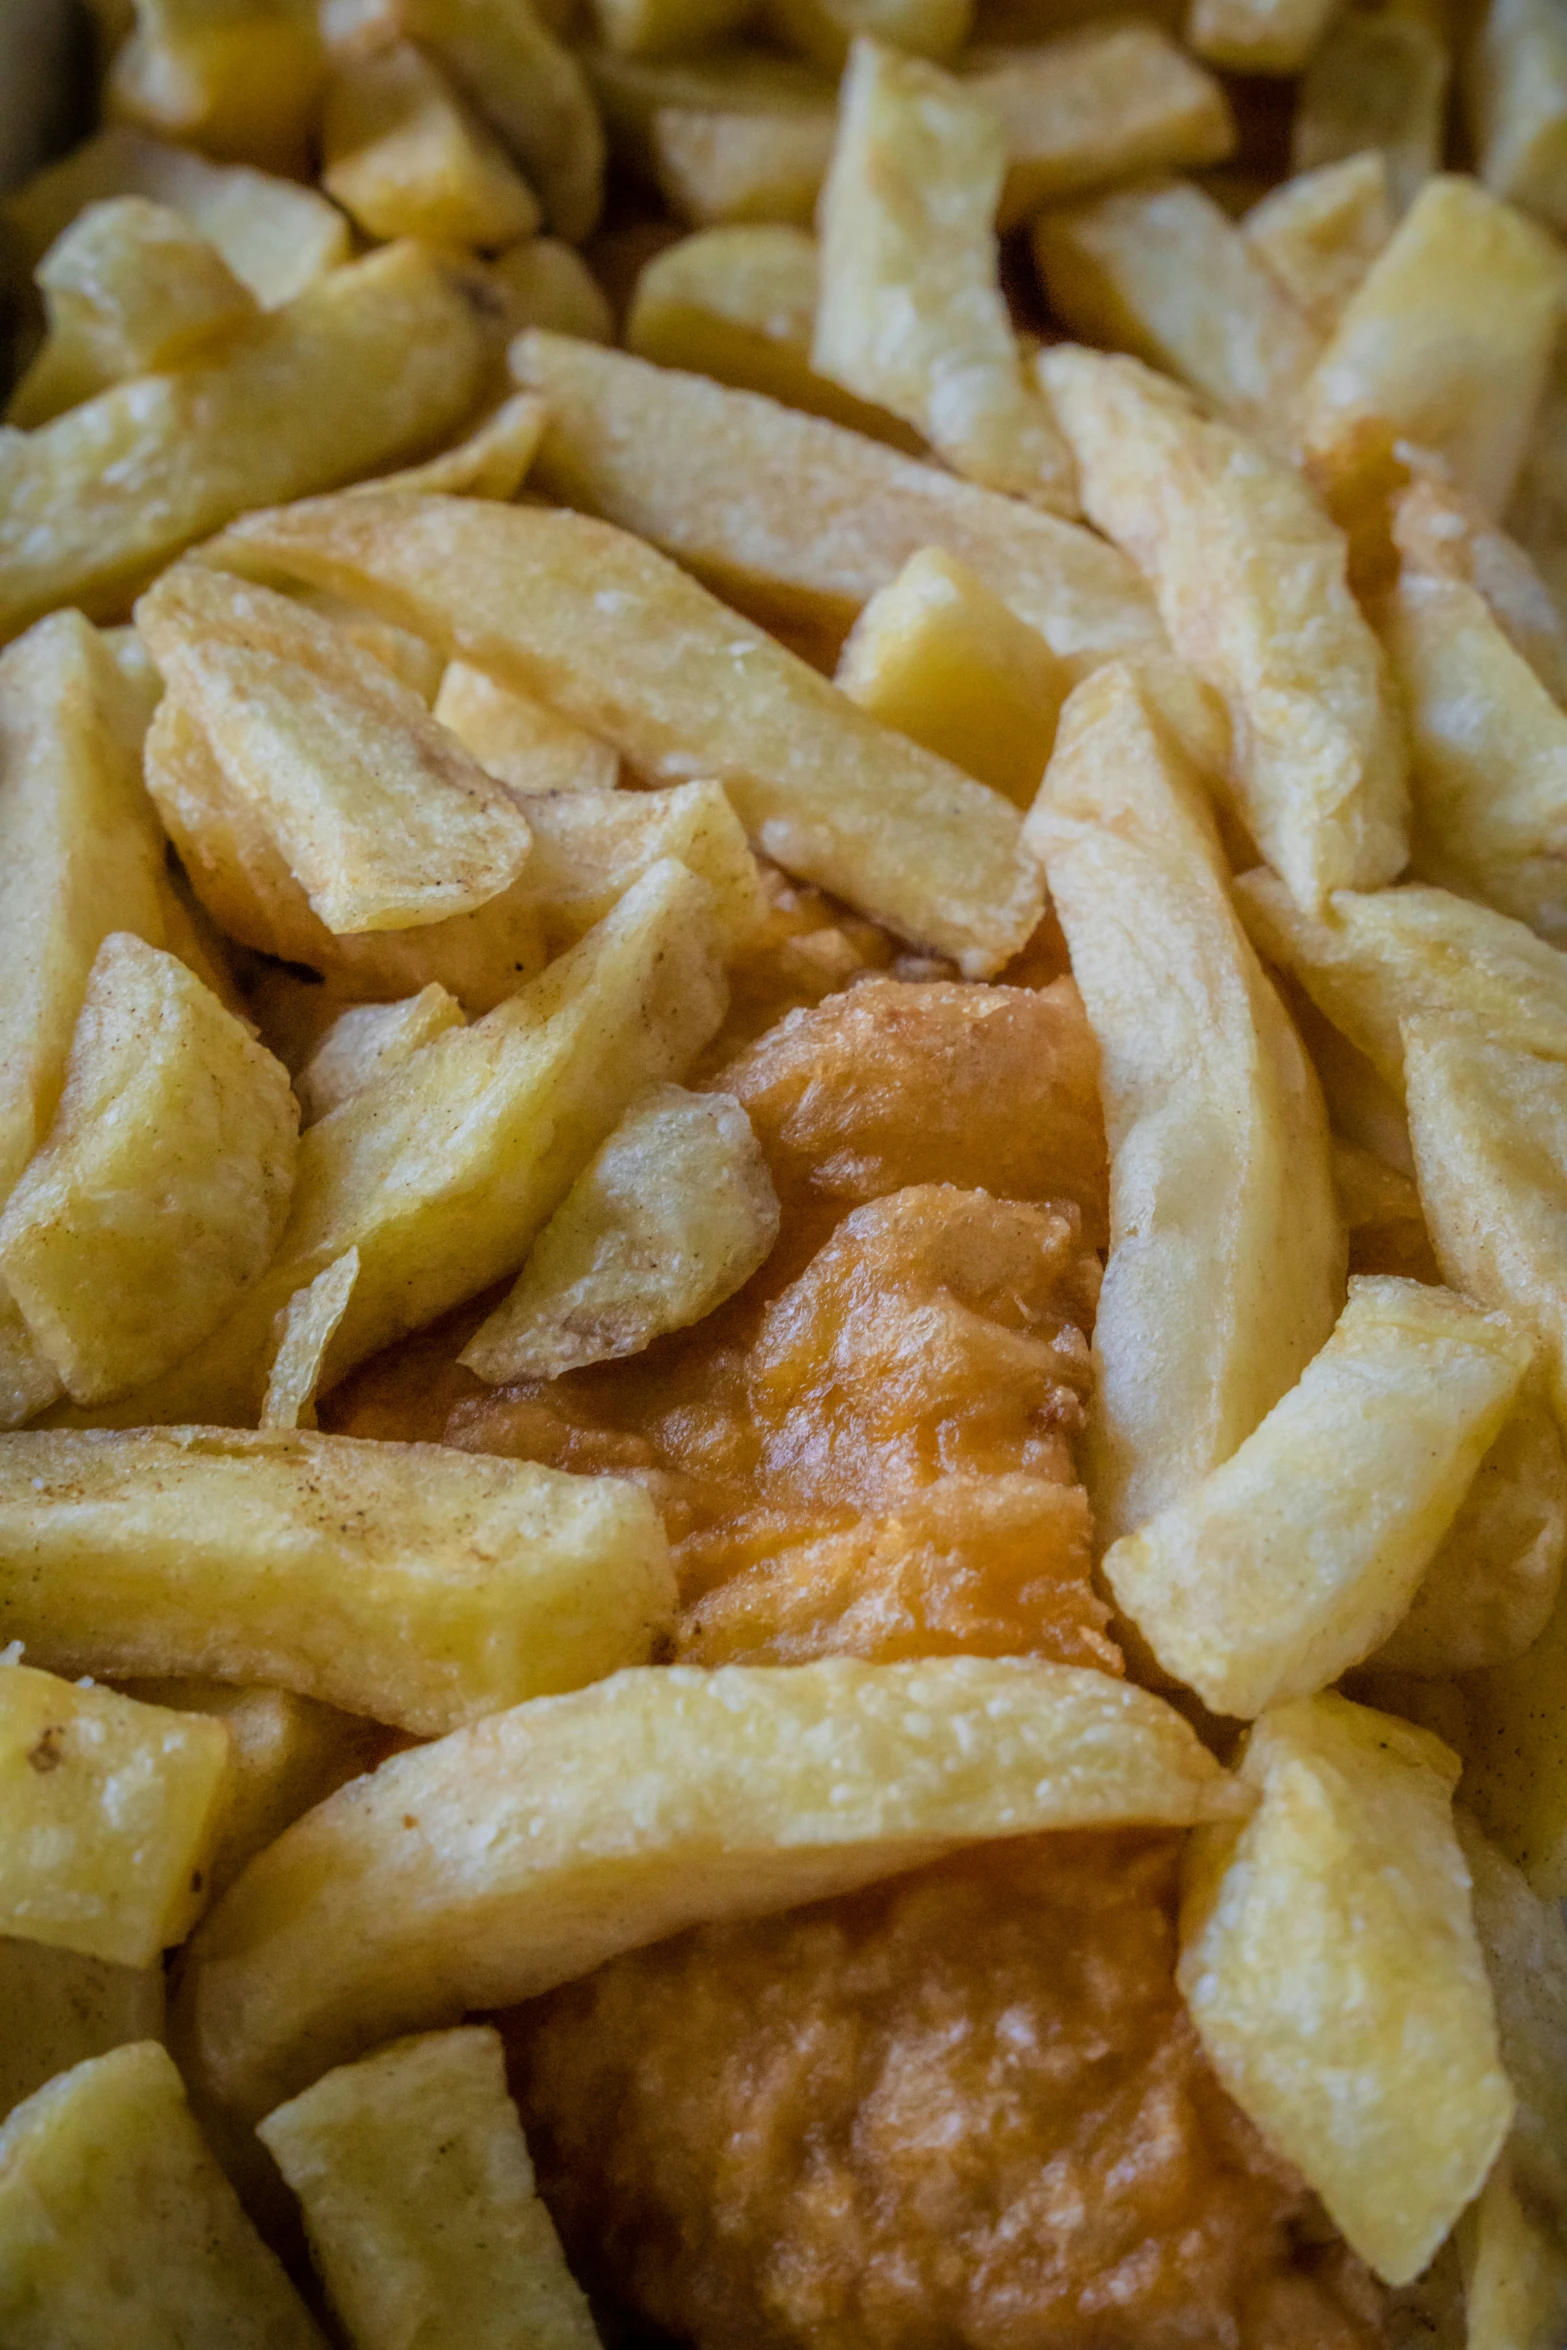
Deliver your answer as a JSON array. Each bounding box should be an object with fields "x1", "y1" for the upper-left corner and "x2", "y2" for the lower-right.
[
  {"x1": 0, "y1": 935, "x2": 298, "y2": 1408},
  {"x1": 106, "y1": 0, "x2": 325, "y2": 176},
  {"x1": 1104, "y1": 1277, "x2": 1533, "y2": 1717},
  {"x1": 180, "y1": 1655, "x2": 1247, "y2": 2125},
  {"x1": 358, "y1": 393, "x2": 549, "y2": 502},
  {"x1": 0, "y1": 1429, "x2": 674, "y2": 1741},
  {"x1": 211, "y1": 492, "x2": 1042, "y2": 976},
  {"x1": 813, "y1": 42, "x2": 1074, "y2": 512},
  {"x1": 0, "y1": 2043, "x2": 325, "y2": 2348},
  {"x1": 283, "y1": 587, "x2": 445, "y2": 703},
  {"x1": 322, "y1": 41, "x2": 541, "y2": 250},
  {"x1": 1459, "y1": 1814, "x2": 1567, "y2": 2225},
  {"x1": 1033, "y1": 177, "x2": 1320, "y2": 442},
  {"x1": 1464, "y1": 1546, "x2": 1567, "y2": 1894},
  {"x1": 1026, "y1": 663, "x2": 1343, "y2": 1539},
  {"x1": 835, "y1": 546, "x2": 1072, "y2": 805},
  {"x1": 138, "y1": 566, "x2": 532, "y2": 938},
  {"x1": 512, "y1": 785, "x2": 764, "y2": 962},
  {"x1": 297, "y1": 990, "x2": 466, "y2": 1127},
  {"x1": 652, "y1": 105, "x2": 836, "y2": 228},
  {"x1": 3, "y1": 127, "x2": 351, "y2": 309},
  {"x1": 963, "y1": 24, "x2": 1234, "y2": 228},
  {"x1": 433, "y1": 663, "x2": 619, "y2": 797},
  {"x1": 0, "y1": 1940, "x2": 164, "y2": 2126},
  {"x1": 259, "y1": 2028, "x2": 600, "y2": 2350},
  {"x1": 1185, "y1": 0, "x2": 1335, "y2": 76},
  {"x1": 1299, "y1": 174, "x2": 1565, "y2": 527},
  {"x1": 1467, "y1": 0, "x2": 1567, "y2": 232},
  {"x1": 586, "y1": 42, "x2": 831, "y2": 172},
  {"x1": 1462, "y1": 2156, "x2": 1567, "y2": 2350},
  {"x1": 1292, "y1": 8, "x2": 1447, "y2": 217},
  {"x1": 489, "y1": 238, "x2": 614, "y2": 344},
  {"x1": 0, "y1": 243, "x2": 491, "y2": 645},
  {"x1": 398, "y1": 0, "x2": 604, "y2": 243},
  {"x1": 262, "y1": 1252, "x2": 360, "y2": 1432},
  {"x1": 1178, "y1": 1693, "x2": 1513, "y2": 2285},
  {"x1": 1394, "y1": 467, "x2": 1567, "y2": 708},
  {"x1": 58, "y1": 860, "x2": 728, "y2": 1429},
  {"x1": 464, "y1": 1085, "x2": 780, "y2": 1381},
  {"x1": 626, "y1": 226, "x2": 920, "y2": 447},
  {"x1": 1041, "y1": 344, "x2": 1407, "y2": 911},
  {"x1": 1242, "y1": 153, "x2": 1393, "y2": 335},
  {"x1": 0, "y1": 1661, "x2": 229, "y2": 1966},
  {"x1": 767, "y1": 0, "x2": 970, "y2": 72}
]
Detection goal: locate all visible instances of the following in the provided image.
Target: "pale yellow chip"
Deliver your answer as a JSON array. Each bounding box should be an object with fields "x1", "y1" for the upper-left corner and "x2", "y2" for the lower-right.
[
  {"x1": 1461, "y1": 2155, "x2": 1567, "y2": 2350},
  {"x1": 1292, "y1": 8, "x2": 1447, "y2": 217},
  {"x1": 1040, "y1": 343, "x2": 1408, "y2": 911},
  {"x1": 180, "y1": 1654, "x2": 1247, "y2": 2127},
  {"x1": 767, "y1": 0, "x2": 970, "y2": 73},
  {"x1": 0, "y1": 1938, "x2": 165, "y2": 2127},
  {"x1": 1027, "y1": 661, "x2": 1344, "y2": 1540},
  {"x1": 1104, "y1": 1277, "x2": 1532, "y2": 1718},
  {"x1": 433, "y1": 662, "x2": 620, "y2": 797},
  {"x1": 1462, "y1": 1543, "x2": 1567, "y2": 1896},
  {"x1": 489, "y1": 237, "x2": 615, "y2": 345},
  {"x1": 322, "y1": 40, "x2": 541, "y2": 251},
  {"x1": 1241, "y1": 153, "x2": 1392, "y2": 337},
  {"x1": 1459, "y1": 1813, "x2": 1567, "y2": 2223},
  {"x1": 1178, "y1": 1692, "x2": 1513, "y2": 2286},
  {"x1": 0, "y1": 935, "x2": 299, "y2": 1408},
  {"x1": 259, "y1": 2028, "x2": 600, "y2": 2350},
  {"x1": 262, "y1": 1252, "x2": 360, "y2": 1433},
  {"x1": 651, "y1": 102, "x2": 835, "y2": 228},
  {"x1": 106, "y1": 0, "x2": 325, "y2": 178},
  {"x1": 398, "y1": 0, "x2": 604, "y2": 244},
  {"x1": 1467, "y1": 0, "x2": 1567, "y2": 234},
  {"x1": 359, "y1": 393, "x2": 550, "y2": 503},
  {"x1": 512, "y1": 782, "x2": 765, "y2": 964},
  {"x1": 1186, "y1": 0, "x2": 1335, "y2": 77},
  {"x1": 296, "y1": 988, "x2": 467, "y2": 1127},
  {"x1": 282, "y1": 587, "x2": 447, "y2": 705},
  {"x1": 0, "y1": 1660, "x2": 229, "y2": 1966},
  {"x1": 1394, "y1": 467, "x2": 1567, "y2": 708}
]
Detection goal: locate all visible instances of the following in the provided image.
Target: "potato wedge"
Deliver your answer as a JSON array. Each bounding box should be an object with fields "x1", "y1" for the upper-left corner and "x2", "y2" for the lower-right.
[
  {"x1": 835, "y1": 546, "x2": 1072, "y2": 804},
  {"x1": 1299, "y1": 174, "x2": 1565, "y2": 528},
  {"x1": 514, "y1": 335, "x2": 1161, "y2": 676},
  {"x1": 1241, "y1": 153, "x2": 1392, "y2": 335},
  {"x1": 0, "y1": 243, "x2": 491, "y2": 645},
  {"x1": 0, "y1": 935, "x2": 298, "y2": 1407},
  {"x1": 1026, "y1": 662, "x2": 1344, "y2": 1538},
  {"x1": 489, "y1": 238, "x2": 614, "y2": 344},
  {"x1": 1040, "y1": 344, "x2": 1408, "y2": 911},
  {"x1": 259, "y1": 2028, "x2": 599, "y2": 2350},
  {"x1": 106, "y1": 0, "x2": 325, "y2": 176},
  {"x1": 1185, "y1": 0, "x2": 1334, "y2": 77},
  {"x1": 211, "y1": 491, "x2": 1042, "y2": 976},
  {"x1": 296, "y1": 989, "x2": 466, "y2": 1126},
  {"x1": 814, "y1": 41, "x2": 1074, "y2": 512},
  {"x1": 281, "y1": 587, "x2": 445, "y2": 703},
  {"x1": 0, "y1": 1429, "x2": 674, "y2": 1740},
  {"x1": 1292, "y1": 7, "x2": 1448, "y2": 216},
  {"x1": 1105, "y1": 1277, "x2": 1533, "y2": 1717},
  {"x1": 180, "y1": 1655, "x2": 1246, "y2": 2124},
  {"x1": 322, "y1": 41, "x2": 541, "y2": 251},
  {"x1": 432, "y1": 662, "x2": 619, "y2": 797},
  {"x1": 262, "y1": 1253, "x2": 360, "y2": 1432},
  {"x1": 652, "y1": 104, "x2": 836, "y2": 227},
  {"x1": 1394, "y1": 467, "x2": 1567, "y2": 709},
  {"x1": 586, "y1": 41, "x2": 832, "y2": 172},
  {"x1": 512, "y1": 784, "x2": 766, "y2": 963},
  {"x1": 0, "y1": 1661, "x2": 229, "y2": 1966},
  {"x1": 3, "y1": 126, "x2": 351, "y2": 309},
  {"x1": 1178, "y1": 1693, "x2": 1512, "y2": 2285},
  {"x1": 398, "y1": 0, "x2": 604, "y2": 243},
  {"x1": 1033, "y1": 177, "x2": 1320, "y2": 441},
  {"x1": 0, "y1": 2043, "x2": 325, "y2": 2348},
  {"x1": 359, "y1": 392, "x2": 549, "y2": 502},
  {"x1": 0, "y1": 1941, "x2": 164, "y2": 2127},
  {"x1": 138, "y1": 565, "x2": 532, "y2": 938},
  {"x1": 62, "y1": 859, "x2": 728, "y2": 1429},
  {"x1": 1467, "y1": 0, "x2": 1567, "y2": 233},
  {"x1": 463, "y1": 1085, "x2": 779, "y2": 1380}
]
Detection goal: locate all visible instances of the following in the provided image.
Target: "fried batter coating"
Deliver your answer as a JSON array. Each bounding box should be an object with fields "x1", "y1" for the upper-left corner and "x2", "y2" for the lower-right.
[{"x1": 511, "y1": 1835, "x2": 1389, "y2": 2350}]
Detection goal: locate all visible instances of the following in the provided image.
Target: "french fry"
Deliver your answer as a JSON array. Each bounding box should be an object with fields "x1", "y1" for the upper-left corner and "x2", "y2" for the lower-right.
[
  {"x1": 258, "y1": 2028, "x2": 600, "y2": 2350},
  {"x1": 835, "y1": 546, "x2": 1073, "y2": 804},
  {"x1": 0, "y1": 1304, "x2": 62, "y2": 1433},
  {"x1": 60, "y1": 859, "x2": 728, "y2": 1428},
  {"x1": 1040, "y1": 344, "x2": 1408, "y2": 911},
  {"x1": 962, "y1": 24, "x2": 1234, "y2": 227},
  {"x1": 357, "y1": 392, "x2": 549, "y2": 502},
  {"x1": 489, "y1": 238, "x2": 615, "y2": 344},
  {"x1": 1298, "y1": 175, "x2": 1566, "y2": 530},
  {"x1": 510, "y1": 331, "x2": 1163, "y2": 665},
  {"x1": 283, "y1": 587, "x2": 446, "y2": 703},
  {"x1": 297, "y1": 988, "x2": 466, "y2": 1126},
  {"x1": 322, "y1": 41, "x2": 541, "y2": 251},
  {"x1": 1241, "y1": 154, "x2": 1392, "y2": 335},
  {"x1": 0, "y1": 2043, "x2": 326, "y2": 2346},
  {"x1": 1461, "y1": 2155, "x2": 1567, "y2": 2350},
  {"x1": 0, "y1": 242, "x2": 492, "y2": 644},
  {"x1": 626, "y1": 226, "x2": 921, "y2": 447},
  {"x1": 1032, "y1": 176, "x2": 1320, "y2": 442},
  {"x1": 463, "y1": 1084, "x2": 779, "y2": 1380},
  {"x1": 585, "y1": 41, "x2": 832, "y2": 171},
  {"x1": 813, "y1": 41, "x2": 1075, "y2": 512},
  {"x1": 0, "y1": 936, "x2": 298, "y2": 1408},
  {"x1": 180, "y1": 1655, "x2": 1246, "y2": 2124},
  {"x1": 1466, "y1": 0, "x2": 1567, "y2": 234},
  {"x1": 432, "y1": 661, "x2": 620, "y2": 796},
  {"x1": 1462, "y1": 1550, "x2": 1567, "y2": 1894},
  {"x1": 1458, "y1": 1813, "x2": 1567, "y2": 2223},
  {"x1": 1178, "y1": 1693, "x2": 1512, "y2": 2286},
  {"x1": 0, "y1": 1661, "x2": 229, "y2": 1966},
  {"x1": 105, "y1": 0, "x2": 326, "y2": 177},
  {"x1": 652, "y1": 103, "x2": 837, "y2": 227},
  {"x1": 0, "y1": 1429, "x2": 675, "y2": 1740},
  {"x1": 262, "y1": 1252, "x2": 361, "y2": 1431},
  {"x1": 211, "y1": 490, "x2": 1044, "y2": 976},
  {"x1": 137, "y1": 564, "x2": 533, "y2": 937},
  {"x1": 0, "y1": 1940, "x2": 165, "y2": 2126},
  {"x1": 1185, "y1": 0, "x2": 1335, "y2": 77},
  {"x1": 122, "y1": 1677, "x2": 386, "y2": 1899},
  {"x1": 512, "y1": 784, "x2": 765, "y2": 961},
  {"x1": 3, "y1": 126, "x2": 352, "y2": 309},
  {"x1": 1025, "y1": 663, "x2": 1343, "y2": 1539},
  {"x1": 1393, "y1": 467, "x2": 1567, "y2": 709},
  {"x1": 768, "y1": 0, "x2": 970, "y2": 71},
  {"x1": 7, "y1": 197, "x2": 259, "y2": 431},
  {"x1": 1104, "y1": 1277, "x2": 1533, "y2": 1717},
  {"x1": 397, "y1": 0, "x2": 605, "y2": 244},
  {"x1": 1292, "y1": 6, "x2": 1448, "y2": 215}
]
